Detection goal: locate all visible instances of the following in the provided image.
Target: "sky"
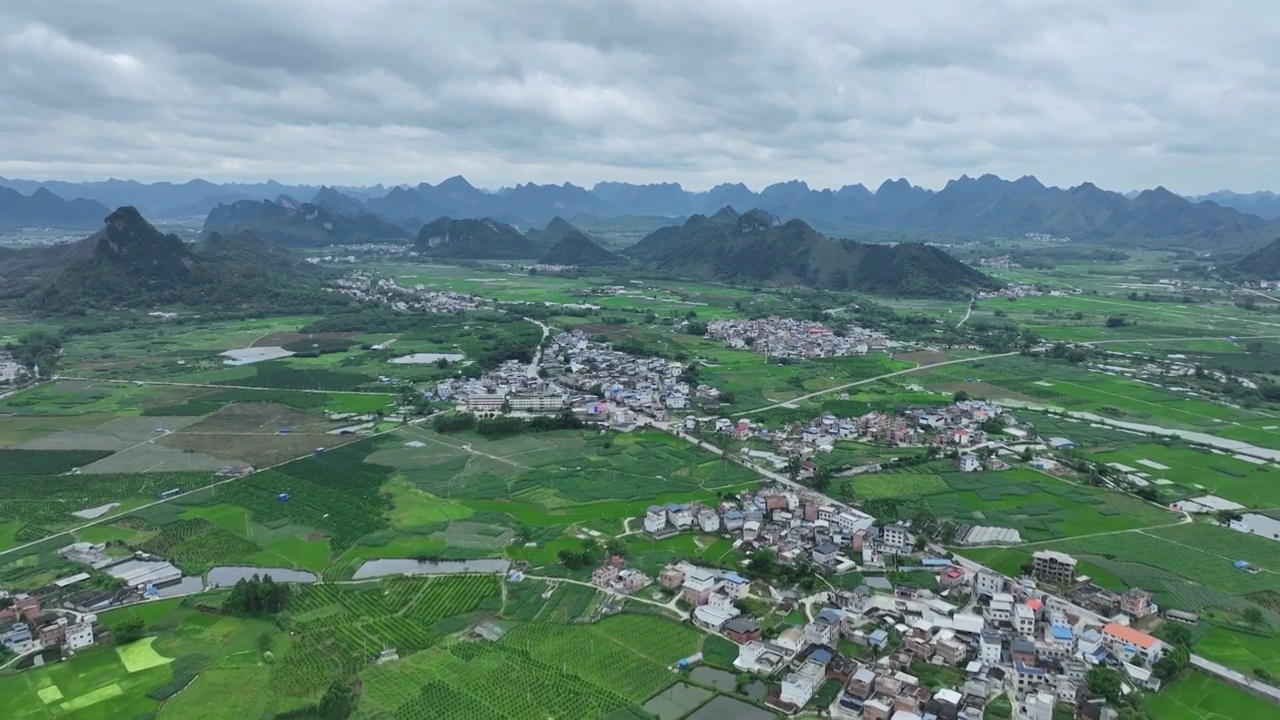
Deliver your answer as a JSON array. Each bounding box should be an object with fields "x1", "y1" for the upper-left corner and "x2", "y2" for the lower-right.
[{"x1": 1, "y1": 0, "x2": 1277, "y2": 194}]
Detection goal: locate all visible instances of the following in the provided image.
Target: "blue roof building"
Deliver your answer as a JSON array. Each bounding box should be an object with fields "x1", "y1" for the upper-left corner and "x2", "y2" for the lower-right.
[
  {"x1": 808, "y1": 648, "x2": 833, "y2": 666},
  {"x1": 1051, "y1": 626, "x2": 1074, "y2": 641},
  {"x1": 723, "y1": 571, "x2": 749, "y2": 585},
  {"x1": 868, "y1": 629, "x2": 889, "y2": 648}
]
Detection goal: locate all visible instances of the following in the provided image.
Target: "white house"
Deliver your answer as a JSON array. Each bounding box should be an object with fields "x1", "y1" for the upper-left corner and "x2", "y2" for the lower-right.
[
  {"x1": 974, "y1": 570, "x2": 1004, "y2": 599},
  {"x1": 644, "y1": 506, "x2": 667, "y2": 534},
  {"x1": 722, "y1": 572, "x2": 751, "y2": 599},
  {"x1": 881, "y1": 524, "x2": 913, "y2": 550},
  {"x1": 979, "y1": 631, "x2": 1002, "y2": 662},
  {"x1": 65, "y1": 620, "x2": 95, "y2": 651},
  {"x1": 780, "y1": 661, "x2": 826, "y2": 707},
  {"x1": 667, "y1": 503, "x2": 694, "y2": 530},
  {"x1": 1014, "y1": 603, "x2": 1036, "y2": 636},
  {"x1": 698, "y1": 509, "x2": 721, "y2": 534},
  {"x1": 957, "y1": 453, "x2": 981, "y2": 473}
]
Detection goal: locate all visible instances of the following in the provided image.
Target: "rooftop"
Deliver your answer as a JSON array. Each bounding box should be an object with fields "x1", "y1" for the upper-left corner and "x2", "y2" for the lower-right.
[{"x1": 1103, "y1": 622, "x2": 1158, "y2": 649}]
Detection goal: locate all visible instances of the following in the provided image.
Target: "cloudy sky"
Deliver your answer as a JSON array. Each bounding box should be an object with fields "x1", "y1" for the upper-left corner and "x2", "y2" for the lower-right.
[{"x1": 1, "y1": 0, "x2": 1276, "y2": 193}]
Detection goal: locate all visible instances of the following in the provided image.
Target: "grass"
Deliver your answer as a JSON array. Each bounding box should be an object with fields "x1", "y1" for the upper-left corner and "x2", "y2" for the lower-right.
[
  {"x1": 1145, "y1": 672, "x2": 1279, "y2": 720},
  {"x1": 117, "y1": 637, "x2": 175, "y2": 673},
  {"x1": 1193, "y1": 625, "x2": 1280, "y2": 678}
]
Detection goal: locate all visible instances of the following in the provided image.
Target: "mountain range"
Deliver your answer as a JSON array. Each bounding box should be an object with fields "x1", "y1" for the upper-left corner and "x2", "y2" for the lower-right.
[
  {"x1": 1225, "y1": 237, "x2": 1280, "y2": 279},
  {"x1": 628, "y1": 208, "x2": 997, "y2": 297},
  {"x1": 5, "y1": 173, "x2": 1280, "y2": 246},
  {"x1": 0, "y1": 187, "x2": 112, "y2": 228},
  {"x1": 202, "y1": 197, "x2": 409, "y2": 246},
  {"x1": 2, "y1": 207, "x2": 331, "y2": 312}
]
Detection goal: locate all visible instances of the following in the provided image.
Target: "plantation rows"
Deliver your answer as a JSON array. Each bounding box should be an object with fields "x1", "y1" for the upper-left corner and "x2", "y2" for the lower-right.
[
  {"x1": 0, "y1": 471, "x2": 218, "y2": 529},
  {"x1": 1054, "y1": 533, "x2": 1279, "y2": 600},
  {"x1": 138, "y1": 517, "x2": 261, "y2": 570},
  {"x1": 591, "y1": 613, "x2": 702, "y2": 666},
  {"x1": 0, "y1": 449, "x2": 113, "y2": 475}
]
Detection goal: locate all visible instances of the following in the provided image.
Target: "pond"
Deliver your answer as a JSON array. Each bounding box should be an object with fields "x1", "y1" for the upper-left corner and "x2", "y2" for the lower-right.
[
  {"x1": 389, "y1": 352, "x2": 466, "y2": 365},
  {"x1": 686, "y1": 696, "x2": 774, "y2": 720},
  {"x1": 689, "y1": 666, "x2": 736, "y2": 692},
  {"x1": 206, "y1": 567, "x2": 318, "y2": 587},
  {"x1": 351, "y1": 558, "x2": 509, "y2": 580}
]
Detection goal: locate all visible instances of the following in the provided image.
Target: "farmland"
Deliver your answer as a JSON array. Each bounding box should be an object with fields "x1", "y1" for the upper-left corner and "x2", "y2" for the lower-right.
[
  {"x1": 357, "y1": 611, "x2": 705, "y2": 719},
  {"x1": 1144, "y1": 672, "x2": 1279, "y2": 720},
  {"x1": 849, "y1": 465, "x2": 1176, "y2": 542}
]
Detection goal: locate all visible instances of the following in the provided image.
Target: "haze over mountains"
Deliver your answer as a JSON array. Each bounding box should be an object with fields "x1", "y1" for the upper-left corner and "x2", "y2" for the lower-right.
[{"x1": 3, "y1": 174, "x2": 1279, "y2": 246}]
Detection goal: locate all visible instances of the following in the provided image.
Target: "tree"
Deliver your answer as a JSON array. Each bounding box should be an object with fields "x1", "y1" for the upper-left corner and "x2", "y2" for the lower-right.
[
  {"x1": 112, "y1": 615, "x2": 146, "y2": 645},
  {"x1": 1214, "y1": 509, "x2": 1242, "y2": 525},
  {"x1": 1162, "y1": 622, "x2": 1193, "y2": 649},
  {"x1": 1086, "y1": 667, "x2": 1123, "y2": 703},
  {"x1": 1243, "y1": 606, "x2": 1268, "y2": 631},
  {"x1": 746, "y1": 549, "x2": 778, "y2": 578},
  {"x1": 784, "y1": 455, "x2": 802, "y2": 482},
  {"x1": 812, "y1": 466, "x2": 833, "y2": 492},
  {"x1": 1153, "y1": 644, "x2": 1189, "y2": 681},
  {"x1": 952, "y1": 390, "x2": 970, "y2": 402},
  {"x1": 318, "y1": 679, "x2": 359, "y2": 720},
  {"x1": 604, "y1": 538, "x2": 628, "y2": 557},
  {"x1": 1105, "y1": 316, "x2": 1128, "y2": 328}
]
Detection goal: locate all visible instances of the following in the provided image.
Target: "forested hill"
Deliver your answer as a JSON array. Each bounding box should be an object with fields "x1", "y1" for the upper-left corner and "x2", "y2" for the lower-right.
[
  {"x1": 627, "y1": 208, "x2": 999, "y2": 298},
  {"x1": 17, "y1": 207, "x2": 340, "y2": 313}
]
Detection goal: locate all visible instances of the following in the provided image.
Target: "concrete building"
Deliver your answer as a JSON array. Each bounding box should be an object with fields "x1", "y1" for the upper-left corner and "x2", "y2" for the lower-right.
[
  {"x1": 1032, "y1": 550, "x2": 1078, "y2": 585},
  {"x1": 957, "y1": 453, "x2": 981, "y2": 472},
  {"x1": 1025, "y1": 691, "x2": 1056, "y2": 720},
  {"x1": 973, "y1": 569, "x2": 1004, "y2": 599},
  {"x1": 1102, "y1": 623, "x2": 1164, "y2": 663},
  {"x1": 780, "y1": 660, "x2": 826, "y2": 707},
  {"x1": 644, "y1": 506, "x2": 667, "y2": 534},
  {"x1": 1014, "y1": 603, "x2": 1036, "y2": 636},
  {"x1": 1120, "y1": 588, "x2": 1154, "y2": 619},
  {"x1": 682, "y1": 567, "x2": 718, "y2": 605}
]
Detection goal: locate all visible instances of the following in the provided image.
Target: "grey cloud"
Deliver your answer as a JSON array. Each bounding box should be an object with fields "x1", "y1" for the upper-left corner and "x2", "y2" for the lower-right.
[{"x1": 1, "y1": 0, "x2": 1278, "y2": 193}]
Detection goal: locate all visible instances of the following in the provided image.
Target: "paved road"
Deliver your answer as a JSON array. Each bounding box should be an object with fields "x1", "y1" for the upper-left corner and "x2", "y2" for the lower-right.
[
  {"x1": 524, "y1": 317, "x2": 552, "y2": 379},
  {"x1": 956, "y1": 296, "x2": 974, "y2": 329}
]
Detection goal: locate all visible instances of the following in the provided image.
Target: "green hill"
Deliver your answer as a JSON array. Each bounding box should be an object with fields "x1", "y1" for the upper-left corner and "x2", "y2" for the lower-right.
[
  {"x1": 629, "y1": 207, "x2": 998, "y2": 297},
  {"x1": 538, "y1": 231, "x2": 626, "y2": 266},
  {"x1": 22, "y1": 207, "x2": 335, "y2": 313},
  {"x1": 203, "y1": 198, "x2": 408, "y2": 246},
  {"x1": 414, "y1": 217, "x2": 541, "y2": 259},
  {"x1": 1226, "y1": 237, "x2": 1280, "y2": 279}
]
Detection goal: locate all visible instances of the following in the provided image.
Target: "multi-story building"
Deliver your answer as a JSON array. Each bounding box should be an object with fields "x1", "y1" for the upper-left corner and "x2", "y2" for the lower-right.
[
  {"x1": 881, "y1": 524, "x2": 913, "y2": 550},
  {"x1": 973, "y1": 569, "x2": 1004, "y2": 599},
  {"x1": 682, "y1": 568, "x2": 718, "y2": 606},
  {"x1": 1014, "y1": 603, "x2": 1037, "y2": 636},
  {"x1": 1101, "y1": 623, "x2": 1164, "y2": 663},
  {"x1": 1120, "y1": 588, "x2": 1154, "y2": 619},
  {"x1": 644, "y1": 506, "x2": 667, "y2": 534},
  {"x1": 1032, "y1": 550, "x2": 1078, "y2": 585}
]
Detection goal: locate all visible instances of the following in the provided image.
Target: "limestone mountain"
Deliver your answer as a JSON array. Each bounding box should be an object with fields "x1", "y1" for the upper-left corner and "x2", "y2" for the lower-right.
[
  {"x1": 19, "y1": 207, "x2": 330, "y2": 312},
  {"x1": 538, "y1": 231, "x2": 626, "y2": 266},
  {"x1": 310, "y1": 186, "x2": 367, "y2": 217},
  {"x1": 414, "y1": 217, "x2": 541, "y2": 259},
  {"x1": 203, "y1": 198, "x2": 409, "y2": 246},
  {"x1": 0, "y1": 187, "x2": 112, "y2": 228},
  {"x1": 1225, "y1": 237, "x2": 1280, "y2": 279},
  {"x1": 628, "y1": 207, "x2": 998, "y2": 297}
]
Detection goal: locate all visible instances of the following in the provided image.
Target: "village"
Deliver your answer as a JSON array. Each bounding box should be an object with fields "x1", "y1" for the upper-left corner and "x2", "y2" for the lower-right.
[
  {"x1": 331, "y1": 270, "x2": 484, "y2": 313},
  {"x1": 586, "y1": 482, "x2": 1178, "y2": 719},
  {"x1": 705, "y1": 317, "x2": 889, "y2": 358}
]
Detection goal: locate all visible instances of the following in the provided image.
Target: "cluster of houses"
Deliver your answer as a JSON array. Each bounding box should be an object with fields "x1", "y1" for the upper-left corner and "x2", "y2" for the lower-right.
[
  {"x1": 643, "y1": 487, "x2": 894, "y2": 570},
  {"x1": 691, "y1": 399, "x2": 1010, "y2": 480},
  {"x1": 0, "y1": 350, "x2": 24, "y2": 384},
  {"x1": 0, "y1": 592, "x2": 97, "y2": 658},
  {"x1": 332, "y1": 271, "x2": 483, "y2": 313},
  {"x1": 663, "y1": 544, "x2": 1169, "y2": 717},
  {"x1": 541, "y1": 330, "x2": 713, "y2": 420},
  {"x1": 704, "y1": 317, "x2": 888, "y2": 359},
  {"x1": 973, "y1": 256, "x2": 1019, "y2": 269}
]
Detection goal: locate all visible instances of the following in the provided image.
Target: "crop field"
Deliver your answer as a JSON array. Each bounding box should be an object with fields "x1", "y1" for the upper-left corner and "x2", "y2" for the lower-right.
[
  {"x1": 908, "y1": 354, "x2": 1280, "y2": 438},
  {"x1": 358, "y1": 612, "x2": 702, "y2": 719},
  {"x1": 1008, "y1": 525, "x2": 1280, "y2": 611},
  {"x1": 0, "y1": 468, "x2": 220, "y2": 552},
  {"x1": 669, "y1": 333, "x2": 913, "y2": 409},
  {"x1": 380, "y1": 427, "x2": 758, "y2": 517},
  {"x1": 502, "y1": 580, "x2": 603, "y2": 622},
  {"x1": 1193, "y1": 625, "x2": 1280, "y2": 678},
  {"x1": 1089, "y1": 442, "x2": 1280, "y2": 508},
  {"x1": 1144, "y1": 672, "x2": 1279, "y2": 720},
  {"x1": 853, "y1": 466, "x2": 1175, "y2": 541},
  {"x1": 138, "y1": 517, "x2": 263, "y2": 571},
  {"x1": 272, "y1": 574, "x2": 502, "y2": 700}
]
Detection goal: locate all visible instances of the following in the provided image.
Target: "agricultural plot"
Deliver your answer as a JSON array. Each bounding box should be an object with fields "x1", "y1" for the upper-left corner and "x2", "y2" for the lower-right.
[
  {"x1": 1041, "y1": 528, "x2": 1280, "y2": 610},
  {"x1": 857, "y1": 466, "x2": 1175, "y2": 542},
  {"x1": 1193, "y1": 625, "x2": 1280, "y2": 678},
  {"x1": 1089, "y1": 442, "x2": 1280, "y2": 508},
  {"x1": 502, "y1": 580, "x2": 603, "y2": 622},
  {"x1": 0, "y1": 470, "x2": 219, "y2": 552},
  {"x1": 359, "y1": 612, "x2": 702, "y2": 720},
  {"x1": 1144, "y1": 672, "x2": 1279, "y2": 720},
  {"x1": 275, "y1": 575, "x2": 502, "y2": 700},
  {"x1": 139, "y1": 517, "x2": 262, "y2": 571},
  {"x1": 382, "y1": 427, "x2": 758, "y2": 520}
]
